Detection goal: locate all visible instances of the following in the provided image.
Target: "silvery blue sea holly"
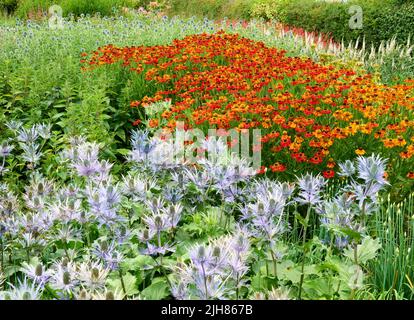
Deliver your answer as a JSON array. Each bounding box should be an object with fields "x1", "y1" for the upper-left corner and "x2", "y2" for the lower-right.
[
  {"x1": 49, "y1": 263, "x2": 78, "y2": 294},
  {"x1": 338, "y1": 155, "x2": 389, "y2": 221},
  {"x1": 121, "y1": 173, "x2": 157, "y2": 201},
  {"x1": 21, "y1": 261, "x2": 53, "y2": 288},
  {"x1": 76, "y1": 260, "x2": 109, "y2": 292},
  {"x1": 5, "y1": 120, "x2": 23, "y2": 133},
  {"x1": 0, "y1": 140, "x2": 14, "y2": 174},
  {"x1": 91, "y1": 240, "x2": 123, "y2": 271},
  {"x1": 356, "y1": 155, "x2": 388, "y2": 186},
  {"x1": 240, "y1": 179, "x2": 290, "y2": 278},
  {"x1": 0, "y1": 278, "x2": 42, "y2": 300},
  {"x1": 172, "y1": 232, "x2": 250, "y2": 300},
  {"x1": 35, "y1": 123, "x2": 52, "y2": 140},
  {"x1": 163, "y1": 183, "x2": 184, "y2": 204},
  {"x1": 338, "y1": 160, "x2": 356, "y2": 178},
  {"x1": 296, "y1": 173, "x2": 326, "y2": 206},
  {"x1": 295, "y1": 173, "x2": 326, "y2": 299},
  {"x1": 17, "y1": 126, "x2": 39, "y2": 144}
]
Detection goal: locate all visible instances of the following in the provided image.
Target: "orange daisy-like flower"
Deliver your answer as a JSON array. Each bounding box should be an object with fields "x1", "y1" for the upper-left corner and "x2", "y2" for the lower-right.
[
  {"x1": 270, "y1": 163, "x2": 287, "y2": 172},
  {"x1": 148, "y1": 119, "x2": 159, "y2": 128},
  {"x1": 407, "y1": 172, "x2": 414, "y2": 179},
  {"x1": 83, "y1": 32, "x2": 414, "y2": 180},
  {"x1": 355, "y1": 148, "x2": 366, "y2": 155},
  {"x1": 323, "y1": 170, "x2": 335, "y2": 179}
]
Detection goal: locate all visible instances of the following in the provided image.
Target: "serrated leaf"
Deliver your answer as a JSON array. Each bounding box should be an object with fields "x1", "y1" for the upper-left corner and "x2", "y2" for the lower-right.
[
  {"x1": 107, "y1": 272, "x2": 139, "y2": 296},
  {"x1": 121, "y1": 255, "x2": 154, "y2": 272},
  {"x1": 140, "y1": 277, "x2": 170, "y2": 300},
  {"x1": 343, "y1": 237, "x2": 381, "y2": 264}
]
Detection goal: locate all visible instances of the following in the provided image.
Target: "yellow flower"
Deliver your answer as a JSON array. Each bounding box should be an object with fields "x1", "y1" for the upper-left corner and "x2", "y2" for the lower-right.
[{"x1": 355, "y1": 148, "x2": 366, "y2": 155}]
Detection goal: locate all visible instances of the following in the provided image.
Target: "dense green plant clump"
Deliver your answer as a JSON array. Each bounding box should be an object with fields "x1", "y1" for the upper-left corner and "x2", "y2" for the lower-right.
[
  {"x1": 168, "y1": 0, "x2": 253, "y2": 20},
  {"x1": 251, "y1": 0, "x2": 414, "y2": 47},
  {"x1": 1, "y1": 0, "x2": 145, "y2": 17}
]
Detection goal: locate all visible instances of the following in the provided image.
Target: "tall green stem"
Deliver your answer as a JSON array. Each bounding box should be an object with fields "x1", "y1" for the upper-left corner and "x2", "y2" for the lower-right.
[{"x1": 298, "y1": 206, "x2": 312, "y2": 300}]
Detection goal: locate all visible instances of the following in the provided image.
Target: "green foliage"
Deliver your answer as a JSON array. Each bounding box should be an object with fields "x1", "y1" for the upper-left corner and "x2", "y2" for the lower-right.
[
  {"x1": 250, "y1": 0, "x2": 414, "y2": 47},
  {"x1": 0, "y1": 0, "x2": 18, "y2": 14},
  {"x1": 59, "y1": 76, "x2": 113, "y2": 145},
  {"x1": 14, "y1": 0, "x2": 134, "y2": 18},
  {"x1": 368, "y1": 194, "x2": 414, "y2": 299},
  {"x1": 168, "y1": 0, "x2": 254, "y2": 19},
  {"x1": 14, "y1": 0, "x2": 54, "y2": 17}
]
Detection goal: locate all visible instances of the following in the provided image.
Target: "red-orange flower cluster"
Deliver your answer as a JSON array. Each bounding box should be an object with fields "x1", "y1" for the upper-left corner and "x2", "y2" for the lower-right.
[{"x1": 84, "y1": 31, "x2": 414, "y2": 179}]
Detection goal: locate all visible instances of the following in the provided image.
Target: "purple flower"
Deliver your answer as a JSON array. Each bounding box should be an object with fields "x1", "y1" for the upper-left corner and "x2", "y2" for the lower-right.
[
  {"x1": 91, "y1": 240, "x2": 123, "y2": 270},
  {"x1": 141, "y1": 242, "x2": 175, "y2": 256},
  {"x1": 162, "y1": 203, "x2": 183, "y2": 228},
  {"x1": 295, "y1": 173, "x2": 326, "y2": 206},
  {"x1": 357, "y1": 154, "x2": 388, "y2": 186},
  {"x1": 142, "y1": 213, "x2": 170, "y2": 233},
  {"x1": 21, "y1": 262, "x2": 52, "y2": 288},
  {"x1": 0, "y1": 141, "x2": 14, "y2": 157}
]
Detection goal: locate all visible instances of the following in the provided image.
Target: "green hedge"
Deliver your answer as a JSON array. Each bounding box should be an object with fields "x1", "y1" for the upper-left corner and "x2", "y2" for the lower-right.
[
  {"x1": 251, "y1": 0, "x2": 414, "y2": 46},
  {"x1": 0, "y1": 0, "x2": 18, "y2": 14},
  {"x1": 10, "y1": 0, "x2": 138, "y2": 18},
  {"x1": 168, "y1": 0, "x2": 255, "y2": 20}
]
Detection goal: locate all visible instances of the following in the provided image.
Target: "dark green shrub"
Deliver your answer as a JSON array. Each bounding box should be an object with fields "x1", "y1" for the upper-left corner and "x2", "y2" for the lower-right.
[
  {"x1": 15, "y1": 0, "x2": 135, "y2": 18},
  {"x1": 0, "y1": 0, "x2": 18, "y2": 14},
  {"x1": 60, "y1": 0, "x2": 126, "y2": 17},
  {"x1": 169, "y1": 0, "x2": 253, "y2": 20},
  {"x1": 251, "y1": 0, "x2": 414, "y2": 47}
]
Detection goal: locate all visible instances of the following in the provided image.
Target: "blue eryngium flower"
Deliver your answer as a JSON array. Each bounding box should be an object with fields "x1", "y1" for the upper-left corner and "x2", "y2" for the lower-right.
[
  {"x1": 295, "y1": 173, "x2": 326, "y2": 206},
  {"x1": 0, "y1": 141, "x2": 14, "y2": 157},
  {"x1": 356, "y1": 154, "x2": 389, "y2": 186},
  {"x1": 129, "y1": 129, "x2": 156, "y2": 158},
  {"x1": 91, "y1": 240, "x2": 123, "y2": 270},
  {"x1": 338, "y1": 159, "x2": 356, "y2": 178},
  {"x1": 1, "y1": 278, "x2": 42, "y2": 300}
]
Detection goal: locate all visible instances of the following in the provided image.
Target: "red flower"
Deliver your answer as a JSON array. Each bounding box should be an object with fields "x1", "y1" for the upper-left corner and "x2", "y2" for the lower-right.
[
  {"x1": 270, "y1": 163, "x2": 287, "y2": 172},
  {"x1": 323, "y1": 170, "x2": 335, "y2": 179}
]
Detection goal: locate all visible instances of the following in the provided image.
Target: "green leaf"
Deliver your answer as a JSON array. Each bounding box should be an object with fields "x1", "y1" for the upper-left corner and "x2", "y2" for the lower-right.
[
  {"x1": 140, "y1": 277, "x2": 170, "y2": 300},
  {"x1": 302, "y1": 277, "x2": 335, "y2": 299},
  {"x1": 294, "y1": 212, "x2": 307, "y2": 227},
  {"x1": 121, "y1": 255, "x2": 155, "y2": 272},
  {"x1": 338, "y1": 226, "x2": 362, "y2": 242},
  {"x1": 117, "y1": 148, "x2": 130, "y2": 156},
  {"x1": 277, "y1": 260, "x2": 302, "y2": 283},
  {"x1": 107, "y1": 272, "x2": 139, "y2": 296},
  {"x1": 343, "y1": 237, "x2": 381, "y2": 264}
]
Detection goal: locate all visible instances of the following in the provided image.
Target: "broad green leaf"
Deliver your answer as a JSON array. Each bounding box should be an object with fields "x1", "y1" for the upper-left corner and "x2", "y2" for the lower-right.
[
  {"x1": 121, "y1": 255, "x2": 154, "y2": 272},
  {"x1": 140, "y1": 277, "x2": 170, "y2": 300},
  {"x1": 107, "y1": 272, "x2": 139, "y2": 296},
  {"x1": 343, "y1": 237, "x2": 381, "y2": 264}
]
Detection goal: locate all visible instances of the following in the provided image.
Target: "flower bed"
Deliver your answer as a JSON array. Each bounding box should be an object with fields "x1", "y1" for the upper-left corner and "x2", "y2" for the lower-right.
[{"x1": 84, "y1": 31, "x2": 414, "y2": 184}]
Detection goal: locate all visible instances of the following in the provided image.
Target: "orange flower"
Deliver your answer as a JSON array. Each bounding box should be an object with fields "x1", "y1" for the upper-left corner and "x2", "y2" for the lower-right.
[
  {"x1": 148, "y1": 119, "x2": 159, "y2": 128},
  {"x1": 84, "y1": 32, "x2": 414, "y2": 180},
  {"x1": 323, "y1": 170, "x2": 335, "y2": 179},
  {"x1": 355, "y1": 148, "x2": 366, "y2": 155},
  {"x1": 270, "y1": 163, "x2": 287, "y2": 172}
]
